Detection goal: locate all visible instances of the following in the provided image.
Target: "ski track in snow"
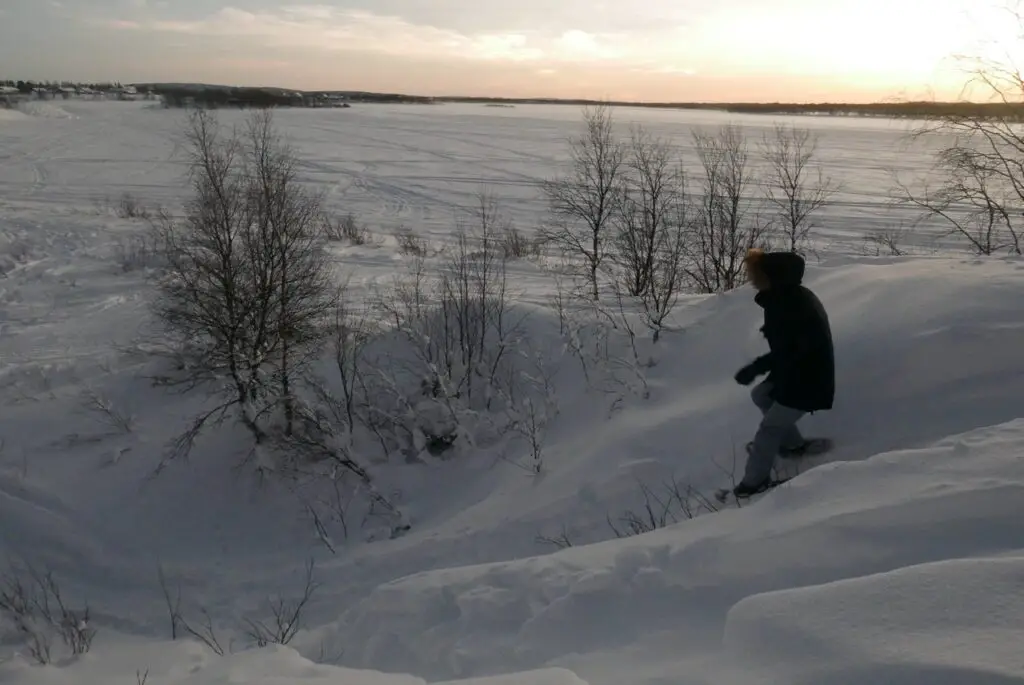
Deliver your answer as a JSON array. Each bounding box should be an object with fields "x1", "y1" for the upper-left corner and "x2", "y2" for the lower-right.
[{"x1": 0, "y1": 100, "x2": 1022, "y2": 685}]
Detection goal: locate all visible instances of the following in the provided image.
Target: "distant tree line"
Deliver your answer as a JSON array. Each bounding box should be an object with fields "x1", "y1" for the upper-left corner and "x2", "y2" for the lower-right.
[
  {"x1": 154, "y1": 86, "x2": 304, "y2": 109},
  {"x1": 341, "y1": 92, "x2": 434, "y2": 104},
  {"x1": 439, "y1": 96, "x2": 1024, "y2": 120},
  {"x1": 715, "y1": 101, "x2": 1024, "y2": 120},
  {"x1": 151, "y1": 86, "x2": 433, "y2": 109},
  {"x1": 1, "y1": 79, "x2": 126, "y2": 93},
  {"x1": 6, "y1": 79, "x2": 1019, "y2": 119}
]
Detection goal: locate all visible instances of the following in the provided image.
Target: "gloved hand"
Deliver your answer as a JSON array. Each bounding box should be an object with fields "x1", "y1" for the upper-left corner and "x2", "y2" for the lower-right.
[{"x1": 733, "y1": 363, "x2": 759, "y2": 386}]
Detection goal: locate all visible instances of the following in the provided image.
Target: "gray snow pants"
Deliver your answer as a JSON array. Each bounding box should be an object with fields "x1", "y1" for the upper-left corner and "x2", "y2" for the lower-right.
[{"x1": 741, "y1": 380, "x2": 806, "y2": 487}]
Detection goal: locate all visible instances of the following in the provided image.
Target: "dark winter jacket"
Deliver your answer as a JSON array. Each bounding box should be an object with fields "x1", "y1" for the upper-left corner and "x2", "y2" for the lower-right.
[{"x1": 749, "y1": 252, "x2": 835, "y2": 412}]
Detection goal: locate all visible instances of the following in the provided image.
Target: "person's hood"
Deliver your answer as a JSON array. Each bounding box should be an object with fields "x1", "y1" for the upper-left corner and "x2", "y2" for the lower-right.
[{"x1": 759, "y1": 251, "x2": 805, "y2": 287}]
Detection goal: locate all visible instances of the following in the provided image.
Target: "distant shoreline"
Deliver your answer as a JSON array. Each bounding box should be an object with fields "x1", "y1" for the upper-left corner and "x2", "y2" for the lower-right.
[
  {"x1": 433, "y1": 96, "x2": 1023, "y2": 120},
  {"x1": 123, "y1": 83, "x2": 1024, "y2": 120}
]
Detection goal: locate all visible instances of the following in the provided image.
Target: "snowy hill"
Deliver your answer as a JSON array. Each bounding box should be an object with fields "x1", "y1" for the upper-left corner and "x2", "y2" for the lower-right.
[
  {"x1": 2, "y1": 253, "x2": 1022, "y2": 685},
  {"x1": 1, "y1": 103, "x2": 1024, "y2": 685}
]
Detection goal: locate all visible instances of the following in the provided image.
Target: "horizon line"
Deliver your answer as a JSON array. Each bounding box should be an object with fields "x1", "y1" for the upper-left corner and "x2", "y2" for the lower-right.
[{"x1": 125, "y1": 81, "x2": 985, "y2": 107}]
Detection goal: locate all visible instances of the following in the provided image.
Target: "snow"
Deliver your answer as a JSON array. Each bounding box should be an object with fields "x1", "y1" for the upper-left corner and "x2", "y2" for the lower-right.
[
  {"x1": 322, "y1": 418, "x2": 1024, "y2": 683},
  {"x1": 11, "y1": 102, "x2": 78, "y2": 119},
  {"x1": 726, "y1": 555, "x2": 1024, "y2": 684},
  {"x1": 5, "y1": 637, "x2": 583, "y2": 685},
  {"x1": 0, "y1": 109, "x2": 30, "y2": 123},
  {"x1": 1, "y1": 100, "x2": 1023, "y2": 685}
]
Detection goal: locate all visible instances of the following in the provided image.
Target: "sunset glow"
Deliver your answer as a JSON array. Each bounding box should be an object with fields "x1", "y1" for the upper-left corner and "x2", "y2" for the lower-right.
[{"x1": 0, "y1": 0, "x2": 1018, "y2": 101}]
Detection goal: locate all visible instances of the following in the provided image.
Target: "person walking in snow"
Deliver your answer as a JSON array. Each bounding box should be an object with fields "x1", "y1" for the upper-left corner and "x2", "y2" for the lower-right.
[{"x1": 730, "y1": 249, "x2": 835, "y2": 498}]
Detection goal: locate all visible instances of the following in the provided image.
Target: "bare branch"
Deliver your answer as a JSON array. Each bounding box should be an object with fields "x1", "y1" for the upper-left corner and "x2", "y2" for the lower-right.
[
  {"x1": 535, "y1": 525, "x2": 574, "y2": 550},
  {"x1": 157, "y1": 563, "x2": 182, "y2": 640},
  {"x1": 179, "y1": 607, "x2": 225, "y2": 656},
  {"x1": 861, "y1": 225, "x2": 911, "y2": 256},
  {"x1": 242, "y1": 558, "x2": 318, "y2": 647},
  {"x1": 607, "y1": 476, "x2": 720, "y2": 538},
  {"x1": 78, "y1": 387, "x2": 135, "y2": 434}
]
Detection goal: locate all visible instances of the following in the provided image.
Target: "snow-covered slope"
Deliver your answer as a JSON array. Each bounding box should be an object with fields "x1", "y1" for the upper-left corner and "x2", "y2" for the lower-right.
[
  {"x1": 2, "y1": 252, "x2": 1021, "y2": 685},
  {"x1": 364, "y1": 255, "x2": 1024, "y2": 566},
  {"x1": 1, "y1": 103, "x2": 1024, "y2": 685},
  {"x1": 321, "y1": 418, "x2": 1024, "y2": 684}
]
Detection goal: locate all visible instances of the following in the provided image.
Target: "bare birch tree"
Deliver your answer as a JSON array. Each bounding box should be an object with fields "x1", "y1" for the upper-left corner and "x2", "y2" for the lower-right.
[
  {"x1": 759, "y1": 123, "x2": 838, "y2": 253},
  {"x1": 542, "y1": 103, "x2": 626, "y2": 300},
  {"x1": 686, "y1": 124, "x2": 769, "y2": 293},
  {"x1": 150, "y1": 109, "x2": 334, "y2": 462},
  {"x1": 611, "y1": 125, "x2": 691, "y2": 340},
  {"x1": 641, "y1": 180, "x2": 691, "y2": 342},
  {"x1": 244, "y1": 110, "x2": 335, "y2": 435},
  {"x1": 614, "y1": 125, "x2": 681, "y2": 297}
]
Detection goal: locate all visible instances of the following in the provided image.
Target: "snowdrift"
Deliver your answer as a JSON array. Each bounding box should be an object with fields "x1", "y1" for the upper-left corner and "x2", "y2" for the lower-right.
[
  {"x1": 3, "y1": 637, "x2": 587, "y2": 685},
  {"x1": 321, "y1": 418, "x2": 1024, "y2": 684},
  {"x1": 726, "y1": 555, "x2": 1024, "y2": 685}
]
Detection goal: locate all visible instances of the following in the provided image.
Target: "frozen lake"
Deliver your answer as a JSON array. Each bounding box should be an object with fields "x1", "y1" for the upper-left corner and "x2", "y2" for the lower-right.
[{"x1": 0, "y1": 99, "x2": 944, "y2": 252}]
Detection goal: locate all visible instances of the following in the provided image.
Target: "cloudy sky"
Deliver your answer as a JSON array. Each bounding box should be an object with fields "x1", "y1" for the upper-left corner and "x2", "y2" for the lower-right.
[{"x1": 0, "y1": 0, "x2": 1013, "y2": 101}]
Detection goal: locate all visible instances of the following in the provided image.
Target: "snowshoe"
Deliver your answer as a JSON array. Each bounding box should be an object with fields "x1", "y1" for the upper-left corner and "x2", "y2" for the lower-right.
[
  {"x1": 745, "y1": 437, "x2": 833, "y2": 459},
  {"x1": 714, "y1": 476, "x2": 793, "y2": 504}
]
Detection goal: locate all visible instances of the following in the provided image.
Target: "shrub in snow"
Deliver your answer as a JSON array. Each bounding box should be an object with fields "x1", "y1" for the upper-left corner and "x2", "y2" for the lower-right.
[
  {"x1": 393, "y1": 227, "x2": 429, "y2": 256},
  {"x1": 860, "y1": 225, "x2": 911, "y2": 256},
  {"x1": 606, "y1": 477, "x2": 722, "y2": 538},
  {"x1": 361, "y1": 192, "x2": 552, "y2": 463},
  {"x1": 241, "y1": 559, "x2": 318, "y2": 648},
  {"x1": 322, "y1": 212, "x2": 374, "y2": 246},
  {"x1": 158, "y1": 559, "x2": 321, "y2": 656},
  {"x1": 115, "y1": 192, "x2": 151, "y2": 220},
  {"x1": 113, "y1": 231, "x2": 165, "y2": 273},
  {"x1": 500, "y1": 225, "x2": 543, "y2": 260},
  {"x1": 277, "y1": 193, "x2": 562, "y2": 503},
  {"x1": 0, "y1": 561, "x2": 96, "y2": 664},
  {"x1": 548, "y1": 273, "x2": 652, "y2": 410}
]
